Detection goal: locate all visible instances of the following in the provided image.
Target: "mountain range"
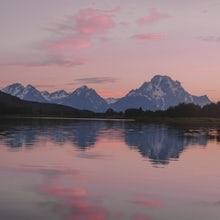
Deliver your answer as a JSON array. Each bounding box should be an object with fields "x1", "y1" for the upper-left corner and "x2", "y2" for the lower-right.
[
  {"x1": 0, "y1": 90, "x2": 93, "y2": 117},
  {"x1": 1, "y1": 75, "x2": 211, "y2": 112}
]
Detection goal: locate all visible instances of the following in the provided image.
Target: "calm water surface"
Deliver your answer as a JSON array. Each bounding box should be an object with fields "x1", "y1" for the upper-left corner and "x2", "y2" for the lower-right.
[{"x1": 0, "y1": 119, "x2": 220, "y2": 220}]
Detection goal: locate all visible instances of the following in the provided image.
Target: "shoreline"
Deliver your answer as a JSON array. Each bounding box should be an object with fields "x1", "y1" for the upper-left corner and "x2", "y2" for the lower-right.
[
  {"x1": 0, "y1": 115, "x2": 135, "y2": 122},
  {"x1": 1, "y1": 115, "x2": 220, "y2": 125}
]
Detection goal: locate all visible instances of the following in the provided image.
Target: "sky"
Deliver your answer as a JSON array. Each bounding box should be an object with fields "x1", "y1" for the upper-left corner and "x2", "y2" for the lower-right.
[{"x1": 0, "y1": 0, "x2": 220, "y2": 101}]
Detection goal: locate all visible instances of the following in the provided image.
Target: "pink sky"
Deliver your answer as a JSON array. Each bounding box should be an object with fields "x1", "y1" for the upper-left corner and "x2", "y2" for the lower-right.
[{"x1": 1, "y1": 0, "x2": 220, "y2": 101}]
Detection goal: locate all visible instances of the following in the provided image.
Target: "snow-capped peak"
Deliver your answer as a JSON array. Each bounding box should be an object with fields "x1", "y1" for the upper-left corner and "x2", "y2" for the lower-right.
[
  {"x1": 2, "y1": 83, "x2": 25, "y2": 98},
  {"x1": 73, "y1": 85, "x2": 96, "y2": 96},
  {"x1": 1, "y1": 75, "x2": 211, "y2": 112},
  {"x1": 120, "y1": 75, "x2": 211, "y2": 111}
]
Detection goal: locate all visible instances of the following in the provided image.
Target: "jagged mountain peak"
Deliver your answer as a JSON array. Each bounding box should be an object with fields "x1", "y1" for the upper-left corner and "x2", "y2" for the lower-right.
[
  {"x1": 2, "y1": 83, "x2": 46, "y2": 102},
  {"x1": 8, "y1": 83, "x2": 24, "y2": 88},
  {"x1": 151, "y1": 74, "x2": 172, "y2": 83},
  {"x1": 50, "y1": 90, "x2": 69, "y2": 96},
  {"x1": 1, "y1": 75, "x2": 212, "y2": 112},
  {"x1": 112, "y1": 75, "x2": 211, "y2": 111},
  {"x1": 73, "y1": 85, "x2": 97, "y2": 96},
  {"x1": 150, "y1": 75, "x2": 181, "y2": 89},
  {"x1": 78, "y1": 85, "x2": 89, "y2": 90},
  {"x1": 62, "y1": 85, "x2": 108, "y2": 112},
  {"x1": 26, "y1": 84, "x2": 37, "y2": 90},
  {"x1": 3, "y1": 83, "x2": 24, "y2": 91},
  {"x1": 129, "y1": 75, "x2": 183, "y2": 96},
  {"x1": 74, "y1": 85, "x2": 94, "y2": 92},
  {"x1": 2, "y1": 83, "x2": 25, "y2": 98},
  {"x1": 41, "y1": 91, "x2": 50, "y2": 96},
  {"x1": 55, "y1": 89, "x2": 68, "y2": 93}
]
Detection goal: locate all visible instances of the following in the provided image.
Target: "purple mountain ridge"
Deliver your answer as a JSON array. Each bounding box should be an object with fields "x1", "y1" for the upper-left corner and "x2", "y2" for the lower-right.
[{"x1": 2, "y1": 75, "x2": 211, "y2": 112}]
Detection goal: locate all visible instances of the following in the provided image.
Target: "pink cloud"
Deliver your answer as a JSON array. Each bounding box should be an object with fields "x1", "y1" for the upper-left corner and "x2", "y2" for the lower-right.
[
  {"x1": 48, "y1": 36, "x2": 91, "y2": 50},
  {"x1": 0, "y1": 7, "x2": 119, "y2": 68},
  {"x1": 32, "y1": 39, "x2": 89, "y2": 67},
  {"x1": 131, "y1": 33, "x2": 168, "y2": 42},
  {"x1": 60, "y1": 8, "x2": 117, "y2": 37},
  {"x1": 30, "y1": 7, "x2": 119, "y2": 67},
  {"x1": 74, "y1": 8, "x2": 116, "y2": 36},
  {"x1": 137, "y1": 8, "x2": 171, "y2": 25}
]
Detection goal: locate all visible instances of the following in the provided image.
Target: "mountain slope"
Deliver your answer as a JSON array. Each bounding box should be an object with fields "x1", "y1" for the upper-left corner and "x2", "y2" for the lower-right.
[
  {"x1": 0, "y1": 91, "x2": 92, "y2": 117},
  {"x1": 111, "y1": 75, "x2": 211, "y2": 111},
  {"x1": 41, "y1": 90, "x2": 70, "y2": 103},
  {"x1": 2, "y1": 84, "x2": 47, "y2": 103},
  {"x1": 2, "y1": 84, "x2": 108, "y2": 112},
  {"x1": 61, "y1": 86, "x2": 109, "y2": 112}
]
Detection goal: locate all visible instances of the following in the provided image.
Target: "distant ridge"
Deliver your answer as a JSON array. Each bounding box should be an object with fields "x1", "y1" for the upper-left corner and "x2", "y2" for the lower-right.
[
  {"x1": 2, "y1": 75, "x2": 211, "y2": 112},
  {"x1": 0, "y1": 90, "x2": 92, "y2": 117}
]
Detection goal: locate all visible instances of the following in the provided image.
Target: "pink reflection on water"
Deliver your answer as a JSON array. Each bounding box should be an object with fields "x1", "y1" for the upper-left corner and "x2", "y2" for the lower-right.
[
  {"x1": 42, "y1": 184, "x2": 109, "y2": 220},
  {"x1": 67, "y1": 203, "x2": 109, "y2": 220},
  {"x1": 39, "y1": 168, "x2": 110, "y2": 220}
]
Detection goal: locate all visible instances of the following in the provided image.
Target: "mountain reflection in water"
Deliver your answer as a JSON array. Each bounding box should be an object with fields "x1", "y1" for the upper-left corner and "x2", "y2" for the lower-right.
[
  {"x1": 1, "y1": 118, "x2": 220, "y2": 220},
  {"x1": 1, "y1": 119, "x2": 219, "y2": 165}
]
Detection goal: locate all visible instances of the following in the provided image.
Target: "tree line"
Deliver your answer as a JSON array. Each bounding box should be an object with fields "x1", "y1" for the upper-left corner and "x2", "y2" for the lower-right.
[{"x1": 122, "y1": 102, "x2": 220, "y2": 118}]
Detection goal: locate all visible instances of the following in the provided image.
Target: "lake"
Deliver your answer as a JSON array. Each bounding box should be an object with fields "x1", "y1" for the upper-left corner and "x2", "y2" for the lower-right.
[{"x1": 0, "y1": 118, "x2": 220, "y2": 220}]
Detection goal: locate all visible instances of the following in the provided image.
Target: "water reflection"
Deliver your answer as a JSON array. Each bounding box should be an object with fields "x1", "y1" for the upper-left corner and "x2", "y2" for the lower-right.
[
  {"x1": 1, "y1": 119, "x2": 220, "y2": 220},
  {"x1": 124, "y1": 123, "x2": 209, "y2": 164},
  {"x1": 0, "y1": 120, "x2": 111, "y2": 150},
  {"x1": 0, "y1": 119, "x2": 220, "y2": 164}
]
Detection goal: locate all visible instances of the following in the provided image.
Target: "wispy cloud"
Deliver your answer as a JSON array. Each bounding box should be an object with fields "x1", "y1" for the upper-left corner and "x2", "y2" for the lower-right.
[
  {"x1": 0, "y1": 53, "x2": 87, "y2": 68},
  {"x1": 73, "y1": 8, "x2": 117, "y2": 35},
  {"x1": 199, "y1": 36, "x2": 220, "y2": 42},
  {"x1": 71, "y1": 77, "x2": 119, "y2": 85},
  {"x1": 26, "y1": 55, "x2": 87, "y2": 67},
  {"x1": 137, "y1": 8, "x2": 171, "y2": 25},
  {"x1": 131, "y1": 33, "x2": 168, "y2": 42},
  {"x1": 0, "y1": 7, "x2": 119, "y2": 68},
  {"x1": 35, "y1": 7, "x2": 119, "y2": 67},
  {"x1": 47, "y1": 7, "x2": 119, "y2": 51}
]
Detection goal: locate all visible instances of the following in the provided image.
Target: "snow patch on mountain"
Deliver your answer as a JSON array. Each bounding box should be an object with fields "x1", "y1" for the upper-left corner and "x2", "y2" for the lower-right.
[
  {"x1": 111, "y1": 75, "x2": 211, "y2": 111},
  {"x1": 105, "y1": 98, "x2": 119, "y2": 104},
  {"x1": 2, "y1": 75, "x2": 212, "y2": 112}
]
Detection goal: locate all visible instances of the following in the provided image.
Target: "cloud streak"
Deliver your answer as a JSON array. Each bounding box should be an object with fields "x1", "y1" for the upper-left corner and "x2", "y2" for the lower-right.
[
  {"x1": 199, "y1": 36, "x2": 220, "y2": 42},
  {"x1": 73, "y1": 77, "x2": 119, "y2": 84},
  {"x1": 137, "y1": 8, "x2": 171, "y2": 25},
  {"x1": 131, "y1": 33, "x2": 168, "y2": 42},
  {"x1": 27, "y1": 55, "x2": 87, "y2": 67}
]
